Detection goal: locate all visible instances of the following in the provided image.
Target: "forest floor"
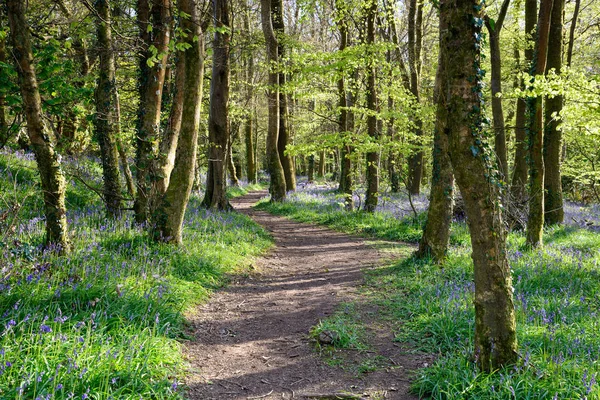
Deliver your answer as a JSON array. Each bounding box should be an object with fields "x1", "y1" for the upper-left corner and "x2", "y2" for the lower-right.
[{"x1": 184, "y1": 191, "x2": 433, "y2": 400}]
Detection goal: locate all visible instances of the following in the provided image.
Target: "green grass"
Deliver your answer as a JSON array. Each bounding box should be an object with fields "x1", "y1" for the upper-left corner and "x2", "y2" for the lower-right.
[
  {"x1": 310, "y1": 303, "x2": 368, "y2": 350},
  {"x1": 0, "y1": 152, "x2": 272, "y2": 399},
  {"x1": 259, "y1": 188, "x2": 600, "y2": 399}
]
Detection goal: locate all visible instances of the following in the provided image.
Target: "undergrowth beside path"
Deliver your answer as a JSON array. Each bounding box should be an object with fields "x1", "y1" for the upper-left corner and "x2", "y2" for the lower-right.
[
  {"x1": 0, "y1": 152, "x2": 272, "y2": 399},
  {"x1": 258, "y1": 185, "x2": 600, "y2": 399}
]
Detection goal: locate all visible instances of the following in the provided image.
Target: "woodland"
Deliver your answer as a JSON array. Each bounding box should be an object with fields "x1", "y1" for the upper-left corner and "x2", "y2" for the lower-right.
[{"x1": 1, "y1": 0, "x2": 600, "y2": 398}]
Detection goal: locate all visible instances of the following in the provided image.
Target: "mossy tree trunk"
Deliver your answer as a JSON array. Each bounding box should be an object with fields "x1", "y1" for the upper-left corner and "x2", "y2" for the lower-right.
[
  {"x1": 307, "y1": 154, "x2": 315, "y2": 182},
  {"x1": 441, "y1": 0, "x2": 517, "y2": 370},
  {"x1": 543, "y1": 0, "x2": 565, "y2": 225},
  {"x1": 152, "y1": 0, "x2": 204, "y2": 244},
  {"x1": 406, "y1": 0, "x2": 424, "y2": 195},
  {"x1": 203, "y1": 0, "x2": 232, "y2": 210},
  {"x1": 7, "y1": 0, "x2": 70, "y2": 252},
  {"x1": 272, "y1": 0, "x2": 296, "y2": 192},
  {"x1": 364, "y1": 0, "x2": 379, "y2": 213},
  {"x1": 526, "y1": 0, "x2": 553, "y2": 248},
  {"x1": 154, "y1": 50, "x2": 185, "y2": 198},
  {"x1": 416, "y1": 37, "x2": 454, "y2": 262},
  {"x1": 261, "y1": 0, "x2": 287, "y2": 202},
  {"x1": 134, "y1": 0, "x2": 171, "y2": 223},
  {"x1": 94, "y1": 0, "x2": 123, "y2": 219}
]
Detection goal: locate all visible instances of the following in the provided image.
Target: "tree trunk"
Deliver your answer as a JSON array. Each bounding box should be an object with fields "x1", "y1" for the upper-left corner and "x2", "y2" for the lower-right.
[
  {"x1": 7, "y1": 0, "x2": 70, "y2": 252},
  {"x1": 485, "y1": 0, "x2": 511, "y2": 181},
  {"x1": 364, "y1": 0, "x2": 379, "y2": 212},
  {"x1": 152, "y1": 0, "x2": 204, "y2": 244},
  {"x1": 308, "y1": 154, "x2": 315, "y2": 182},
  {"x1": 227, "y1": 135, "x2": 240, "y2": 186},
  {"x1": 243, "y1": 4, "x2": 257, "y2": 184},
  {"x1": 543, "y1": 0, "x2": 564, "y2": 226},
  {"x1": 154, "y1": 51, "x2": 185, "y2": 197},
  {"x1": 526, "y1": 0, "x2": 553, "y2": 248},
  {"x1": 511, "y1": 0, "x2": 537, "y2": 205},
  {"x1": 416, "y1": 39, "x2": 454, "y2": 262},
  {"x1": 318, "y1": 150, "x2": 326, "y2": 178},
  {"x1": 272, "y1": 0, "x2": 296, "y2": 192},
  {"x1": 261, "y1": 0, "x2": 287, "y2": 202},
  {"x1": 203, "y1": 0, "x2": 233, "y2": 210},
  {"x1": 134, "y1": 0, "x2": 171, "y2": 223},
  {"x1": 406, "y1": 0, "x2": 424, "y2": 195},
  {"x1": 336, "y1": 0, "x2": 353, "y2": 210},
  {"x1": 566, "y1": 0, "x2": 580, "y2": 67},
  {"x1": 0, "y1": 27, "x2": 7, "y2": 147},
  {"x1": 94, "y1": 0, "x2": 123, "y2": 218},
  {"x1": 441, "y1": 0, "x2": 518, "y2": 370}
]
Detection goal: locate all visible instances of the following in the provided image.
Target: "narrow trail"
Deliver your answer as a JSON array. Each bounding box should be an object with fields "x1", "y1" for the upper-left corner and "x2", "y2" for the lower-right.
[{"x1": 185, "y1": 191, "x2": 429, "y2": 399}]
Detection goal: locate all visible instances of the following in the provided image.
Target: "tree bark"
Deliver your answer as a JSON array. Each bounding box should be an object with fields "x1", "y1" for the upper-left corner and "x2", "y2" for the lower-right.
[
  {"x1": 94, "y1": 0, "x2": 123, "y2": 218},
  {"x1": 134, "y1": 0, "x2": 171, "y2": 223},
  {"x1": 336, "y1": 4, "x2": 353, "y2": 210},
  {"x1": 441, "y1": 0, "x2": 517, "y2": 370},
  {"x1": 364, "y1": 0, "x2": 379, "y2": 212},
  {"x1": 203, "y1": 0, "x2": 232, "y2": 210},
  {"x1": 406, "y1": 0, "x2": 424, "y2": 195},
  {"x1": 272, "y1": 0, "x2": 296, "y2": 191},
  {"x1": 153, "y1": 0, "x2": 204, "y2": 243},
  {"x1": 511, "y1": 0, "x2": 537, "y2": 205},
  {"x1": 154, "y1": 51, "x2": 185, "y2": 197},
  {"x1": 543, "y1": 0, "x2": 564, "y2": 226},
  {"x1": 261, "y1": 0, "x2": 287, "y2": 202},
  {"x1": 485, "y1": 0, "x2": 511, "y2": 181},
  {"x1": 526, "y1": 0, "x2": 553, "y2": 248},
  {"x1": 308, "y1": 154, "x2": 315, "y2": 182},
  {"x1": 416, "y1": 35, "x2": 454, "y2": 262},
  {"x1": 243, "y1": 3, "x2": 257, "y2": 184},
  {"x1": 7, "y1": 0, "x2": 70, "y2": 252}
]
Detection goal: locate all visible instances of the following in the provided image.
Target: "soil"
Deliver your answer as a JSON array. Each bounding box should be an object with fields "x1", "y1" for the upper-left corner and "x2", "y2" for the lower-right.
[{"x1": 185, "y1": 191, "x2": 433, "y2": 400}]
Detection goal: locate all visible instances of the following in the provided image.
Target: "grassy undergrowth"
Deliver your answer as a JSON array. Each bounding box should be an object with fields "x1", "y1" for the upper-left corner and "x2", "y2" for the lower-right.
[
  {"x1": 0, "y1": 152, "x2": 272, "y2": 399},
  {"x1": 259, "y1": 187, "x2": 600, "y2": 398}
]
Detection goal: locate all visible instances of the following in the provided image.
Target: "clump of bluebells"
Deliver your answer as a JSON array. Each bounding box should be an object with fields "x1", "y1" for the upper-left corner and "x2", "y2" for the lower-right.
[{"x1": 0, "y1": 152, "x2": 271, "y2": 399}]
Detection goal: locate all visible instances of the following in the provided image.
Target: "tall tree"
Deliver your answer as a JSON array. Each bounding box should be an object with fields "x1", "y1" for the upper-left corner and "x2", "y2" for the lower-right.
[
  {"x1": 272, "y1": 0, "x2": 296, "y2": 191},
  {"x1": 511, "y1": 0, "x2": 537, "y2": 209},
  {"x1": 526, "y1": 0, "x2": 553, "y2": 247},
  {"x1": 416, "y1": 32, "x2": 454, "y2": 262},
  {"x1": 153, "y1": 0, "x2": 205, "y2": 243},
  {"x1": 406, "y1": 0, "x2": 424, "y2": 195},
  {"x1": 7, "y1": 0, "x2": 70, "y2": 252},
  {"x1": 336, "y1": 0, "x2": 353, "y2": 210},
  {"x1": 364, "y1": 0, "x2": 379, "y2": 212},
  {"x1": 134, "y1": 0, "x2": 171, "y2": 223},
  {"x1": 242, "y1": 1, "x2": 257, "y2": 184},
  {"x1": 484, "y1": 0, "x2": 511, "y2": 181},
  {"x1": 154, "y1": 48, "x2": 185, "y2": 198},
  {"x1": 261, "y1": 0, "x2": 287, "y2": 201},
  {"x1": 0, "y1": 13, "x2": 7, "y2": 147},
  {"x1": 543, "y1": 0, "x2": 565, "y2": 225},
  {"x1": 94, "y1": 0, "x2": 123, "y2": 218},
  {"x1": 203, "y1": 0, "x2": 233, "y2": 210},
  {"x1": 441, "y1": 0, "x2": 518, "y2": 369}
]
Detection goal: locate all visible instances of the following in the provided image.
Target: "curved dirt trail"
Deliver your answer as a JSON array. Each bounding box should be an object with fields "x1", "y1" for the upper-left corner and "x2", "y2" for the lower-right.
[{"x1": 185, "y1": 191, "x2": 427, "y2": 399}]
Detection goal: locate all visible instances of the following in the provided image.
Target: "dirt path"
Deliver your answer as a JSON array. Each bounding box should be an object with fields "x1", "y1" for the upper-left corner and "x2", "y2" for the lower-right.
[{"x1": 185, "y1": 191, "x2": 430, "y2": 399}]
